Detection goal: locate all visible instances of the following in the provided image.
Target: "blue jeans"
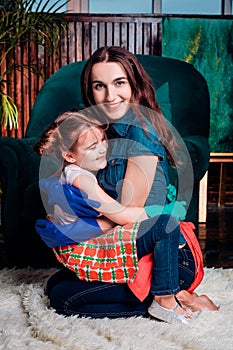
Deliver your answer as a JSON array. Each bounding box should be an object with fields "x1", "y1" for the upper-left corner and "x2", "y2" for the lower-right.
[
  {"x1": 47, "y1": 215, "x2": 195, "y2": 318},
  {"x1": 136, "y1": 215, "x2": 180, "y2": 296}
]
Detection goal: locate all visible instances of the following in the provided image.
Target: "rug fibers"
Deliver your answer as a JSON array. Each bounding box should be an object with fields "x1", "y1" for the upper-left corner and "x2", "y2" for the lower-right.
[{"x1": 0, "y1": 267, "x2": 232, "y2": 350}]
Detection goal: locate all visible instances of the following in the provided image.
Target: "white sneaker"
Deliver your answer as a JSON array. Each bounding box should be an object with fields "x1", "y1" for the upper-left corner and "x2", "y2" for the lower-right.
[{"x1": 148, "y1": 300, "x2": 191, "y2": 325}]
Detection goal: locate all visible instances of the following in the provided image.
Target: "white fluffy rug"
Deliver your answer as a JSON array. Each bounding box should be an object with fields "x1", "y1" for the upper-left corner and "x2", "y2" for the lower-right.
[{"x1": 0, "y1": 267, "x2": 233, "y2": 350}]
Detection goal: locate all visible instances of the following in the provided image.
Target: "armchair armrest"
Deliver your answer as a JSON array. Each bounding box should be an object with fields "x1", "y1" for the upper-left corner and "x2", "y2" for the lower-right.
[
  {"x1": 0, "y1": 136, "x2": 40, "y2": 188},
  {"x1": 183, "y1": 135, "x2": 210, "y2": 182},
  {"x1": 167, "y1": 135, "x2": 210, "y2": 227},
  {"x1": 0, "y1": 136, "x2": 40, "y2": 264}
]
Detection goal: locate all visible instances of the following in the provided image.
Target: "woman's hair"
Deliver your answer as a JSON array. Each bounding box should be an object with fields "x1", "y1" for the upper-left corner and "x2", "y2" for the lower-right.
[
  {"x1": 81, "y1": 46, "x2": 179, "y2": 165},
  {"x1": 34, "y1": 110, "x2": 106, "y2": 162}
]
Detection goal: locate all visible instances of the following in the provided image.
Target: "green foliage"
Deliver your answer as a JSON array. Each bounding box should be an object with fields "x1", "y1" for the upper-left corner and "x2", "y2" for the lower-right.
[
  {"x1": 0, "y1": 94, "x2": 18, "y2": 129},
  {"x1": 0, "y1": 0, "x2": 69, "y2": 130},
  {"x1": 162, "y1": 18, "x2": 233, "y2": 152}
]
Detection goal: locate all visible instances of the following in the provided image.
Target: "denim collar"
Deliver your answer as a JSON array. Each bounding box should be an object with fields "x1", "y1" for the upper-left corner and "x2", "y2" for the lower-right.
[{"x1": 110, "y1": 108, "x2": 136, "y2": 137}]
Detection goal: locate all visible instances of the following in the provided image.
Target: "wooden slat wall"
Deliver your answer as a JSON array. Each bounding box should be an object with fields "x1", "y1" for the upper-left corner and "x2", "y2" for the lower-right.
[{"x1": 0, "y1": 14, "x2": 162, "y2": 138}]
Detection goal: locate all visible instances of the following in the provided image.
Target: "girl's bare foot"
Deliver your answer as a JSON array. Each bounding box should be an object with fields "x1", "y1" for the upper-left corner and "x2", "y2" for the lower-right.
[{"x1": 176, "y1": 290, "x2": 219, "y2": 312}]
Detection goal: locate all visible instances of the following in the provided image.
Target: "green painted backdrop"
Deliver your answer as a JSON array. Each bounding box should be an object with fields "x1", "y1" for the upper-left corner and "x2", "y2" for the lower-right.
[{"x1": 162, "y1": 18, "x2": 233, "y2": 152}]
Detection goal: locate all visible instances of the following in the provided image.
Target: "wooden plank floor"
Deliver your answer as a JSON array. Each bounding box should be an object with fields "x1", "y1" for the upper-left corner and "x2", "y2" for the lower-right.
[
  {"x1": 198, "y1": 205, "x2": 233, "y2": 268},
  {"x1": 198, "y1": 162, "x2": 233, "y2": 268}
]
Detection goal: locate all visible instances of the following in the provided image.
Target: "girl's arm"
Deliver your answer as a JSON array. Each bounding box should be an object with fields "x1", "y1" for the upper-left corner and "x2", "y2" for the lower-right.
[
  {"x1": 72, "y1": 174, "x2": 148, "y2": 227},
  {"x1": 121, "y1": 155, "x2": 158, "y2": 207}
]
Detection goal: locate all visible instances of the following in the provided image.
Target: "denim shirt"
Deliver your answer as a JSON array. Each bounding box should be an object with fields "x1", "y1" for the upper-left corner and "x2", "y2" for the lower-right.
[{"x1": 97, "y1": 109, "x2": 169, "y2": 206}]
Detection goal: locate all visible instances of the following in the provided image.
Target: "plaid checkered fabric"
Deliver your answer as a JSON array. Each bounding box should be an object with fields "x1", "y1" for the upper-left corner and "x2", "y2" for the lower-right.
[{"x1": 52, "y1": 222, "x2": 140, "y2": 283}]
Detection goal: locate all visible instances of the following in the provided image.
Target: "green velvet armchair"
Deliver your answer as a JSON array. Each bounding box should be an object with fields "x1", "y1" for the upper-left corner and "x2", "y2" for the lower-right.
[{"x1": 0, "y1": 55, "x2": 210, "y2": 267}]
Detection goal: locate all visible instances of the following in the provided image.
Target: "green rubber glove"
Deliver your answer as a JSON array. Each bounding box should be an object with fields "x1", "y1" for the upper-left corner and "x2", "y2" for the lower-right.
[
  {"x1": 144, "y1": 201, "x2": 187, "y2": 221},
  {"x1": 166, "y1": 184, "x2": 177, "y2": 203}
]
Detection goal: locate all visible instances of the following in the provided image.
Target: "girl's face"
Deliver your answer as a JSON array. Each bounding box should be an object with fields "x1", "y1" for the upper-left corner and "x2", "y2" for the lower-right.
[
  {"x1": 65, "y1": 127, "x2": 108, "y2": 173},
  {"x1": 91, "y1": 62, "x2": 132, "y2": 120}
]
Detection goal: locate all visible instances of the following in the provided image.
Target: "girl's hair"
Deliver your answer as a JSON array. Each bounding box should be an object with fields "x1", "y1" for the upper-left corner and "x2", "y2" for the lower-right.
[
  {"x1": 81, "y1": 46, "x2": 179, "y2": 165},
  {"x1": 34, "y1": 110, "x2": 106, "y2": 162}
]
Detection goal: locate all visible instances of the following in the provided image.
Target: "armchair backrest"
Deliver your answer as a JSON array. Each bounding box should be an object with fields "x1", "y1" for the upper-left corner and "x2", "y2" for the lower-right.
[{"x1": 26, "y1": 55, "x2": 210, "y2": 140}]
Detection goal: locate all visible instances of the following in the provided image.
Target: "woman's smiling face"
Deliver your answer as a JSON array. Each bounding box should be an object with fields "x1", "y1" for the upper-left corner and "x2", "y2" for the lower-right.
[{"x1": 91, "y1": 62, "x2": 132, "y2": 120}]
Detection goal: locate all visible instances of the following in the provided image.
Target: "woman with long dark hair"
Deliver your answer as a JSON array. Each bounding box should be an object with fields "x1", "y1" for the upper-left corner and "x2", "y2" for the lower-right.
[{"x1": 36, "y1": 46, "x2": 218, "y2": 323}]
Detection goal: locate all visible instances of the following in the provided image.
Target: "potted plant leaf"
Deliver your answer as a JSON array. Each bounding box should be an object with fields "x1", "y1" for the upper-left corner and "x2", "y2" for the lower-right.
[{"x1": 0, "y1": 0, "x2": 69, "y2": 130}]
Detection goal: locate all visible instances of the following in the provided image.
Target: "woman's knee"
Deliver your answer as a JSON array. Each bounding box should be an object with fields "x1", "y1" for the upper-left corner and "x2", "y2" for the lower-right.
[{"x1": 46, "y1": 268, "x2": 76, "y2": 296}]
